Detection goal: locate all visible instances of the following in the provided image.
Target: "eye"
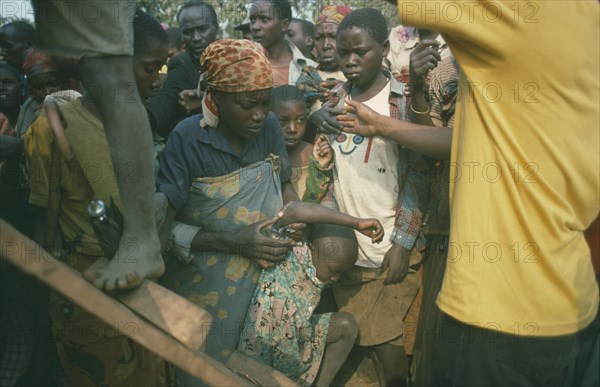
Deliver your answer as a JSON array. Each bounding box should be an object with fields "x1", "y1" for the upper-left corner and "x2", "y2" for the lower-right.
[
  {"x1": 336, "y1": 133, "x2": 347, "y2": 143},
  {"x1": 353, "y1": 135, "x2": 364, "y2": 144}
]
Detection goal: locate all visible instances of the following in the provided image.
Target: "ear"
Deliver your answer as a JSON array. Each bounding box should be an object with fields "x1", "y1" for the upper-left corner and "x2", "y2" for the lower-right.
[
  {"x1": 305, "y1": 35, "x2": 313, "y2": 47},
  {"x1": 382, "y1": 39, "x2": 390, "y2": 58}
]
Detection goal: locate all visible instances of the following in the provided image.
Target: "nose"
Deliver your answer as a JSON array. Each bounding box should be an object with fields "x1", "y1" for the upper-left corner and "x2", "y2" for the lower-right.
[
  {"x1": 251, "y1": 21, "x2": 260, "y2": 33},
  {"x1": 323, "y1": 37, "x2": 334, "y2": 50},
  {"x1": 287, "y1": 120, "x2": 298, "y2": 134},
  {"x1": 192, "y1": 29, "x2": 203, "y2": 41},
  {"x1": 251, "y1": 106, "x2": 267, "y2": 123},
  {"x1": 345, "y1": 53, "x2": 358, "y2": 68}
]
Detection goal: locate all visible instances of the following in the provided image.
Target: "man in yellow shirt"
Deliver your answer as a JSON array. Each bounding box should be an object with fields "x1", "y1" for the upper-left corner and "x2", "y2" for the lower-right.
[{"x1": 338, "y1": 1, "x2": 599, "y2": 385}]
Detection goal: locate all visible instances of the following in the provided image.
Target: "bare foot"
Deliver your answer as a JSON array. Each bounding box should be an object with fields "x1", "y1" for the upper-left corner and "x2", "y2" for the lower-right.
[{"x1": 83, "y1": 234, "x2": 164, "y2": 292}]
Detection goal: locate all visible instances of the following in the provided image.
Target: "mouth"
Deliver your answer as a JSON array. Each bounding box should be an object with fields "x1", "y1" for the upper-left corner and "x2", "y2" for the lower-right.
[
  {"x1": 285, "y1": 139, "x2": 299, "y2": 147},
  {"x1": 252, "y1": 35, "x2": 263, "y2": 42},
  {"x1": 344, "y1": 72, "x2": 360, "y2": 80},
  {"x1": 247, "y1": 126, "x2": 262, "y2": 135}
]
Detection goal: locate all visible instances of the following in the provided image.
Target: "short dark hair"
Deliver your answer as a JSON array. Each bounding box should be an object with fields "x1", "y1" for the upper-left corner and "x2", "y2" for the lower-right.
[
  {"x1": 309, "y1": 223, "x2": 358, "y2": 267},
  {"x1": 0, "y1": 21, "x2": 35, "y2": 42},
  {"x1": 176, "y1": 0, "x2": 218, "y2": 28},
  {"x1": 254, "y1": 0, "x2": 292, "y2": 22},
  {"x1": 337, "y1": 8, "x2": 387, "y2": 44},
  {"x1": 272, "y1": 84, "x2": 306, "y2": 110},
  {"x1": 291, "y1": 18, "x2": 315, "y2": 39},
  {"x1": 134, "y1": 9, "x2": 168, "y2": 55}
]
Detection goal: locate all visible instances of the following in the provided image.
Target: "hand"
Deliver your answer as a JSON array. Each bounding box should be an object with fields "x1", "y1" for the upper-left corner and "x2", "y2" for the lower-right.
[
  {"x1": 310, "y1": 102, "x2": 345, "y2": 135},
  {"x1": 335, "y1": 99, "x2": 380, "y2": 137},
  {"x1": 312, "y1": 134, "x2": 333, "y2": 167},
  {"x1": 276, "y1": 202, "x2": 310, "y2": 241},
  {"x1": 178, "y1": 89, "x2": 203, "y2": 113},
  {"x1": 0, "y1": 113, "x2": 15, "y2": 136},
  {"x1": 231, "y1": 217, "x2": 293, "y2": 265},
  {"x1": 409, "y1": 39, "x2": 441, "y2": 89},
  {"x1": 382, "y1": 244, "x2": 410, "y2": 285},
  {"x1": 318, "y1": 79, "x2": 344, "y2": 102},
  {"x1": 355, "y1": 218, "x2": 384, "y2": 243}
]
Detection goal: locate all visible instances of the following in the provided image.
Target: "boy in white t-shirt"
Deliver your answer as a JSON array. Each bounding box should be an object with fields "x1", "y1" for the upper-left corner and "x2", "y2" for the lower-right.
[{"x1": 313, "y1": 8, "x2": 426, "y2": 386}]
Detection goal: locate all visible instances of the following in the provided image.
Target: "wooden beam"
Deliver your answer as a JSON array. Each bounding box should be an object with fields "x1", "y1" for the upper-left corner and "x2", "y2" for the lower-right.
[{"x1": 0, "y1": 220, "x2": 251, "y2": 386}]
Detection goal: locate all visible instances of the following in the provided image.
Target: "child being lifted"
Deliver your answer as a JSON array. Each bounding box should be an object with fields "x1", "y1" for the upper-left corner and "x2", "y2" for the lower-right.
[{"x1": 238, "y1": 201, "x2": 384, "y2": 386}]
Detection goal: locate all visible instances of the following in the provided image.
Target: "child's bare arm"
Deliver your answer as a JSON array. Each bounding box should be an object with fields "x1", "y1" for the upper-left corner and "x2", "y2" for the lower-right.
[{"x1": 276, "y1": 202, "x2": 384, "y2": 242}]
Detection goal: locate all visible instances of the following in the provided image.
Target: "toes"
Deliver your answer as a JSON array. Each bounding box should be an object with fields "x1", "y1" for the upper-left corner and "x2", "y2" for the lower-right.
[
  {"x1": 125, "y1": 271, "x2": 139, "y2": 284},
  {"x1": 92, "y1": 275, "x2": 108, "y2": 290}
]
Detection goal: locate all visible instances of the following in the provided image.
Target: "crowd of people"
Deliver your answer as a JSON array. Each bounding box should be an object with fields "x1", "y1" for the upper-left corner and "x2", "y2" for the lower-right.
[{"x1": 0, "y1": 0, "x2": 598, "y2": 386}]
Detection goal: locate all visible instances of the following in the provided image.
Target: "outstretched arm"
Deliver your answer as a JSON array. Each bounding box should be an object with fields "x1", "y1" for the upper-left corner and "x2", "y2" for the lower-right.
[
  {"x1": 337, "y1": 99, "x2": 452, "y2": 160},
  {"x1": 276, "y1": 202, "x2": 383, "y2": 243}
]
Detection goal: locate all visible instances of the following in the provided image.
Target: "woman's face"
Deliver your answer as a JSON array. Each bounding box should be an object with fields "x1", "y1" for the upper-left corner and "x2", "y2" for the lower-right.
[
  {"x1": 216, "y1": 89, "x2": 272, "y2": 140},
  {"x1": 133, "y1": 41, "x2": 169, "y2": 101}
]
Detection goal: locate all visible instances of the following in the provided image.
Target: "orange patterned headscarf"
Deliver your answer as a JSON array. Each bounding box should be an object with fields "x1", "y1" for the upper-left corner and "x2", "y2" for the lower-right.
[
  {"x1": 199, "y1": 39, "x2": 272, "y2": 127},
  {"x1": 315, "y1": 5, "x2": 352, "y2": 26}
]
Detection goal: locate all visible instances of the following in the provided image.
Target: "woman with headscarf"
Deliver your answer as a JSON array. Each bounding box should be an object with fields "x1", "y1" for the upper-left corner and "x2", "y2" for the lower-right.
[{"x1": 156, "y1": 39, "x2": 301, "y2": 386}]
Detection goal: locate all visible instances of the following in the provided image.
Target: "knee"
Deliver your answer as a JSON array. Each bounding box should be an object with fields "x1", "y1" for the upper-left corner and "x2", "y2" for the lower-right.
[{"x1": 332, "y1": 312, "x2": 358, "y2": 343}]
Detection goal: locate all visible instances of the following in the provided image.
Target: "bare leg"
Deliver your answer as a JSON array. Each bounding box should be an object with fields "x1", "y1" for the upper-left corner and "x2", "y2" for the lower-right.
[
  {"x1": 314, "y1": 312, "x2": 358, "y2": 386},
  {"x1": 374, "y1": 342, "x2": 408, "y2": 387},
  {"x1": 79, "y1": 56, "x2": 163, "y2": 291}
]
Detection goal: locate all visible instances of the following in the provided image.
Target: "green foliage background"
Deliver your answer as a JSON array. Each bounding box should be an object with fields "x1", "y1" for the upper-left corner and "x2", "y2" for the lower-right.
[{"x1": 136, "y1": 0, "x2": 401, "y2": 38}]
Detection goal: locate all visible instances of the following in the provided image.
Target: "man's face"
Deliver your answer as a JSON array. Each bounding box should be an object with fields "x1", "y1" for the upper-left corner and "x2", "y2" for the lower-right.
[
  {"x1": 249, "y1": 1, "x2": 288, "y2": 50},
  {"x1": 0, "y1": 26, "x2": 31, "y2": 70},
  {"x1": 314, "y1": 22, "x2": 339, "y2": 71},
  {"x1": 179, "y1": 5, "x2": 218, "y2": 61},
  {"x1": 286, "y1": 21, "x2": 312, "y2": 55}
]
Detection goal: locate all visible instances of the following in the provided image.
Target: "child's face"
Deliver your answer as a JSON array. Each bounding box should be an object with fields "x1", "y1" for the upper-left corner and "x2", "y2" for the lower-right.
[
  {"x1": 274, "y1": 100, "x2": 307, "y2": 150},
  {"x1": 133, "y1": 42, "x2": 169, "y2": 101},
  {"x1": 28, "y1": 72, "x2": 64, "y2": 103},
  {"x1": 249, "y1": 1, "x2": 288, "y2": 50},
  {"x1": 313, "y1": 254, "x2": 355, "y2": 284},
  {"x1": 336, "y1": 27, "x2": 389, "y2": 89}
]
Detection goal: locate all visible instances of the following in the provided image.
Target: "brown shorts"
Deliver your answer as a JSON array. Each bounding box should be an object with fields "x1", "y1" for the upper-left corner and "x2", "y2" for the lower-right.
[
  {"x1": 333, "y1": 254, "x2": 421, "y2": 347},
  {"x1": 33, "y1": 0, "x2": 134, "y2": 58}
]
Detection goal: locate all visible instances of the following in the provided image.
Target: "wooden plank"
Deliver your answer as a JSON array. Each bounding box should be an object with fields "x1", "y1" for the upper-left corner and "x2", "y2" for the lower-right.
[
  {"x1": 0, "y1": 220, "x2": 251, "y2": 386},
  {"x1": 113, "y1": 280, "x2": 212, "y2": 351},
  {"x1": 227, "y1": 351, "x2": 298, "y2": 387}
]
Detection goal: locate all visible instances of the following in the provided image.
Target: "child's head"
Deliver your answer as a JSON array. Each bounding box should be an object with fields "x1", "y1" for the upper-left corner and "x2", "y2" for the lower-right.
[
  {"x1": 272, "y1": 85, "x2": 307, "y2": 151},
  {"x1": 22, "y1": 49, "x2": 66, "y2": 104},
  {"x1": 309, "y1": 224, "x2": 358, "y2": 283},
  {"x1": 166, "y1": 27, "x2": 183, "y2": 58},
  {"x1": 249, "y1": 0, "x2": 292, "y2": 50},
  {"x1": 286, "y1": 19, "x2": 314, "y2": 58},
  {"x1": 133, "y1": 9, "x2": 169, "y2": 101},
  {"x1": 336, "y1": 8, "x2": 389, "y2": 88}
]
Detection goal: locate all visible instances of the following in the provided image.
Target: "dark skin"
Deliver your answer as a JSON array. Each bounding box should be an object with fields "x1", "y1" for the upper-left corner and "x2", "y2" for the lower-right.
[
  {"x1": 27, "y1": 72, "x2": 66, "y2": 104},
  {"x1": 286, "y1": 20, "x2": 313, "y2": 59},
  {"x1": 408, "y1": 39, "x2": 441, "y2": 127},
  {"x1": 158, "y1": 89, "x2": 305, "y2": 269},
  {"x1": 0, "y1": 67, "x2": 22, "y2": 133},
  {"x1": 310, "y1": 25, "x2": 414, "y2": 386},
  {"x1": 250, "y1": 1, "x2": 292, "y2": 66},
  {"x1": 77, "y1": 40, "x2": 169, "y2": 291},
  {"x1": 274, "y1": 201, "x2": 383, "y2": 386},
  {"x1": 176, "y1": 5, "x2": 219, "y2": 112},
  {"x1": 0, "y1": 24, "x2": 33, "y2": 70},
  {"x1": 314, "y1": 22, "x2": 340, "y2": 72}
]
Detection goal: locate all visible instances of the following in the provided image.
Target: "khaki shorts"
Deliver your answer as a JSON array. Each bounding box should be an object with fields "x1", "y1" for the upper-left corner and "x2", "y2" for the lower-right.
[
  {"x1": 33, "y1": 0, "x2": 134, "y2": 58},
  {"x1": 333, "y1": 256, "x2": 421, "y2": 347}
]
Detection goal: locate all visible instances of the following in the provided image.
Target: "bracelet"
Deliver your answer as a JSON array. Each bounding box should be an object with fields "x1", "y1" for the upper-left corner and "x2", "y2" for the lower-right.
[{"x1": 410, "y1": 104, "x2": 430, "y2": 115}]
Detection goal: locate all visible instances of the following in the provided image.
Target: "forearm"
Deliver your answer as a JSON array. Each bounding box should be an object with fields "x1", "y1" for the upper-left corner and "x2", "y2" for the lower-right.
[
  {"x1": 190, "y1": 229, "x2": 238, "y2": 253},
  {"x1": 409, "y1": 84, "x2": 435, "y2": 127},
  {"x1": 375, "y1": 114, "x2": 452, "y2": 160},
  {"x1": 282, "y1": 181, "x2": 300, "y2": 204},
  {"x1": 279, "y1": 202, "x2": 358, "y2": 229}
]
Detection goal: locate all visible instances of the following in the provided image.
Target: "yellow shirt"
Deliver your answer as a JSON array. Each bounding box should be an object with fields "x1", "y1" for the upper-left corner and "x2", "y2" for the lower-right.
[
  {"x1": 26, "y1": 99, "x2": 122, "y2": 257},
  {"x1": 398, "y1": 0, "x2": 599, "y2": 336}
]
